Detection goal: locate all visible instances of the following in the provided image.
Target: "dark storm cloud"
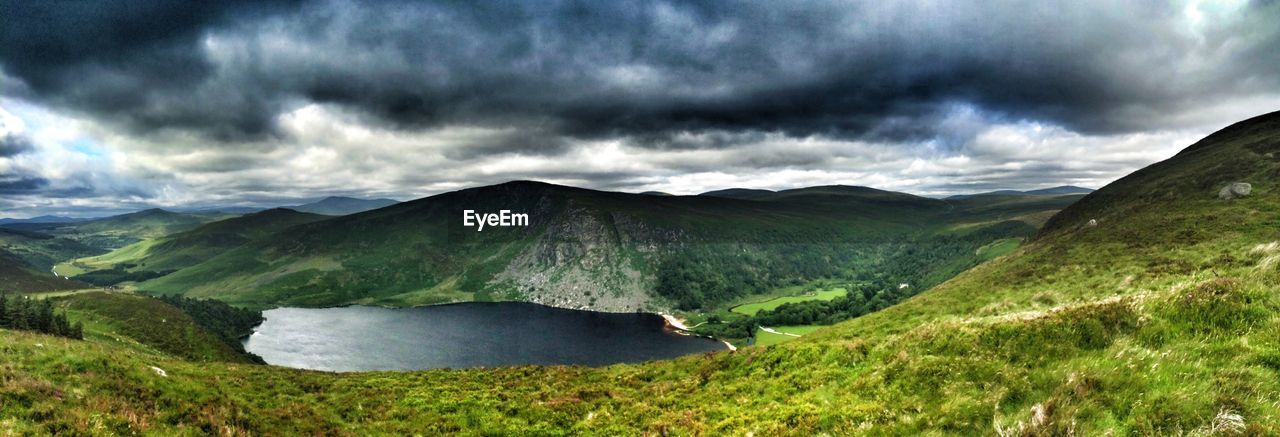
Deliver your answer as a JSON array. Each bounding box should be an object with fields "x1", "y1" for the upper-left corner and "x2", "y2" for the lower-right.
[
  {"x1": 0, "y1": 1, "x2": 305, "y2": 140},
  {"x1": 0, "y1": 174, "x2": 47, "y2": 194},
  {"x1": 0, "y1": 133, "x2": 34, "y2": 157},
  {"x1": 2, "y1": 0, "x2": 1278, "y2": 150}
]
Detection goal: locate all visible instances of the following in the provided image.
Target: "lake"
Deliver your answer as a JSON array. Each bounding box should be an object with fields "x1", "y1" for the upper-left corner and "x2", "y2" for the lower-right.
[{"x1": 243, "y1": 302, "x2": 726, "y2": 372}]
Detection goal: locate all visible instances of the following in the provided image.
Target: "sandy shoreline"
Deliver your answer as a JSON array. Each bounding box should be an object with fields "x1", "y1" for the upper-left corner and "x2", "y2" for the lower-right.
[
  {"x1": 661, "y1": 313, "x2": 737, "y2": 351},
  {"x1": 659, "y1": 313, "x2": 690, "y2": 330}
]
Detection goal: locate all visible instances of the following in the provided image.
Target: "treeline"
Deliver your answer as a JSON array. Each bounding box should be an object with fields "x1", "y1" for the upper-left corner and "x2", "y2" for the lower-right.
[
  {"x1": 73, "y1": 268, "x2": 172, "y2": 286},
  {"x1": 655, "y1": 242, "x2": 889, "y2": 310},
  {"x1": 696, "y1": 221, "x2": 1035, "y2": 340},
  {"x1": 156, "y1": 294, "x2": 265, "y2": 363},
  {"x1": 0, "y1": 292, "x2": 83, "y2": 339}
]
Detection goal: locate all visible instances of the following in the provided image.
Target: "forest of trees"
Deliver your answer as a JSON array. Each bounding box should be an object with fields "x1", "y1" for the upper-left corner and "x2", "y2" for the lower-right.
[
  {"x1": 695, "y1": 221, "x2": 1035, "y2": 340},
  {"x1": 0, "y1": 292, "x2": 83, "y2": 340},
  {"x1": 655, "y1": 242, "x2": 888, "y2": 310},
  {"x1": 156, "y1": 294, "x2": 265, "y2": 363},
  {"x1": 72, "y1": 268, "x2": 172, "y2": 286}
]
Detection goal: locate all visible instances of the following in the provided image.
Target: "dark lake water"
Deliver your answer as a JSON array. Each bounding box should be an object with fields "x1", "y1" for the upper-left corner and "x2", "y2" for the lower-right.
[{"x1": 243, "y1": 302, "x2": 726, "y2": 372}]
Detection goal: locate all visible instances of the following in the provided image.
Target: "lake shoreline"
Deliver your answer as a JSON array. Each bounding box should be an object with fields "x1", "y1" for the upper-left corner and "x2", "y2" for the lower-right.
[
  {"x1": 245, "y1": 302, "x2": 729, "y2": 372},
  {"x1": 249, "y1": 299, "x2": 735, "y2": 350},
  {"x1": 660, "y1": 313, "x2": 736, "y2": 351}
]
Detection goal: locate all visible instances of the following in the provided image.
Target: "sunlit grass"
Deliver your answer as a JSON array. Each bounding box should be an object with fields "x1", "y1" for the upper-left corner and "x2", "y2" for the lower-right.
[{"x1": 730, "y1": 288, "x2": 847, "y2": 316}]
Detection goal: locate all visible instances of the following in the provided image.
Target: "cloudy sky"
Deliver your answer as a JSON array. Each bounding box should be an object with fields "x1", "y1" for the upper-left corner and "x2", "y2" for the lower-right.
[{"x1": 1, "y1": 0, "x2": 1278, "y2": 217}]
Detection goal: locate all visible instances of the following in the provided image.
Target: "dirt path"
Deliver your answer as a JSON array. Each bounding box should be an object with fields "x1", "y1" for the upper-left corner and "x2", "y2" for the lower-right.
[{"x1": 759, "y1": 326, "x2": 801, "y2": 337}]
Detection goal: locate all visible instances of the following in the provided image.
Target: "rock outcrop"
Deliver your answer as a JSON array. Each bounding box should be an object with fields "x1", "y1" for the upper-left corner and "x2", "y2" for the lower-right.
[{"x1": 1218, "y1": 182, "x2": 1251, "y2": 200}]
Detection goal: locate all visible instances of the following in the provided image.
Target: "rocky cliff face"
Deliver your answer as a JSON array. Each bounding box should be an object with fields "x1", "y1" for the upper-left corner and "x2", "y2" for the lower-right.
[{"x1": 490, "y1": 202, "x2": 672, "y2": 313}]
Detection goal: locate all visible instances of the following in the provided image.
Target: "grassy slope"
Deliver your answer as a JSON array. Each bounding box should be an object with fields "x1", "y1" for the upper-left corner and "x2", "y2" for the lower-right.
[
  {"x1": 1, "y1": 112, "x2": 1279, "y2": 433},
  {"x1": 754, "y1": 325, "x2": 821, "y2": 346},
  {"x1": 0, "y1": 228, "x2": 105, "y2": 271},
  {"x1": 730, "y1": 287, "x2": 847, "y2": 316},
  {"x1": 2, "y1": 209, "x2": 232, "y2": 251},
  {"x1": 975, "y1": 237, "x2": 1020, "y2": 261},
  {"x1": 0, "y1": 248, "x2": 85, "y2": 293},
  {"x1": 70, "y1": 208, "x2": 329, "y2": 274},
  {"x1": 56, "y1": 292, "x2": 254, "y2": 364}
]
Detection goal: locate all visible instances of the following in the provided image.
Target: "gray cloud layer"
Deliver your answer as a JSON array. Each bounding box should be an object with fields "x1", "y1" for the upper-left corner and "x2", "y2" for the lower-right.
[{"x1": 0, "y1": 0, "x2": 1278, "y2": 216}]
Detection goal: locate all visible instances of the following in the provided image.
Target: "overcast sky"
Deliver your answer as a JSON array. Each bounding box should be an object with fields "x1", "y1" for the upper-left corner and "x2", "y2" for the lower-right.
[{"x1": 1, "y1": 0, "x2": 1278, "y2": 217}]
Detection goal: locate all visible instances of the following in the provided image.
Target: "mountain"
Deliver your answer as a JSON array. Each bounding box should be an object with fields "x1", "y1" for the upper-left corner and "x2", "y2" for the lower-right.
[
  {"x1": 1, "y1": 209, "x2": 234, "y2": 251},
  {"x1": 176, "y1": 206, "x2": 267, "y2": 214},
  {"x1": 946, "y1": 185, "x2": 1095, "y2": 199},
  {"x1": 135, "y1": 180, "x2": 1078, "y2": 310},
  {"x1": 67, "y1": 208, "x2": 329, "y2": 276},
  {"x1": 0, "y1": 215, "x2": 92, "y2": 225},
  {"x1": 5, "y1": 112, "x2": 1279, "y2": 434},
  {"x1": 0, "y1": 248, "x2": 84, "y2": 292},
  {"x1": 287, "y1": 196, "x2": 399, "y2": 215},
  {"x1": 0, "y1": 228, "x2": 105, "y2": 271},
  {"x1": 1023, "y1": 185, "x2": 1094, "y2": 196},
  {"x1": 697, "y1": 187, "x2": 777, "y2": 199}
]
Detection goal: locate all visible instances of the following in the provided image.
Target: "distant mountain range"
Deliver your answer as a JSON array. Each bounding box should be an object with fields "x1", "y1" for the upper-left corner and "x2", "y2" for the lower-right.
[
  {"x1": 2, "y1": 196, "x2": 399, "y2": 224},
  {"x1": 634, "y1": 185, "x2": 1094, "y2": 200},
  {"x1": 121, "y1": 181, "x2": 1081, "y2": 311},
  {"x1": 287, "y1": 196, "x2": 400, "y2": 216},
  {"x1": 1, "y1": 184, "x2": 1083, "y2": 302},
  {"x1": 0, "y1": 215, "x2": 94, "y2": 225},
  {"x1": 944, "y1": 185, "x2": 1094, "y2": 199}
]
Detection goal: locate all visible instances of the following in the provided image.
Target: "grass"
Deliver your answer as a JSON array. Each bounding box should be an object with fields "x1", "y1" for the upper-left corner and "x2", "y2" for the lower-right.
[
  {"x1": 356, "y1": 275, "x2": 475, "y2": 307},
  {"x1": 57, "y1": 292, "x2": 254, "y2": 363},
  {"x1": 730, "y1": 287, "x2": 847, "y2": 316},
  {"x1": 976, "y1": 237, "x2": 1021, "y2": 261},
  {"x1": 753, "y1": 325, "x2": 821, "y2": 346},
  {"x1": 51, "y1": 261, "x2": 89, "y2": 277},
  {"x1": 68, "y1": 238, "x2": 158, "y2": 271}
]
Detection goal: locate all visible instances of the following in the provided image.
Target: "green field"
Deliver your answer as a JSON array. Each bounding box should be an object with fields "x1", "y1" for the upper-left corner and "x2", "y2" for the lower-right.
[
  {"x1": 51, "y1": 261, "x2": 90, "y2": 277},
  {"x1": 730, "y1": 288, "x2": 847, "y2": 316},
  {"x1": 753, "y1": 325, "x2": 821, "y2": 346},
  {"x1": 975, "y1": 237, "x2": 1021, "y2": 261}
]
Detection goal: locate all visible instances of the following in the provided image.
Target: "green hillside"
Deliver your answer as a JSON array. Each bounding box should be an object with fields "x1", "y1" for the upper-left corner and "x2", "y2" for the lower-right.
[
  {"x1": 57, "y1": 292, "x2": 259, "y2": 364},
  {"x1": 67, "y1": 208, "x2": 329, "y2": 278},
  {"x1": 2, "y1": 209, "x2": 234, "y2": 251},
  {"x1": 137, "y1": 182, "x2": 1079, "y2": 312},
  {"x1": 0, "y1": 228, "x2": 104, "y2": 271},
  {"x1": 0, "y1": 248, "x2": 85, "y2": 293},
  {"x1": 0, "y1": 111, "x2": 1277, "y2": 434}
]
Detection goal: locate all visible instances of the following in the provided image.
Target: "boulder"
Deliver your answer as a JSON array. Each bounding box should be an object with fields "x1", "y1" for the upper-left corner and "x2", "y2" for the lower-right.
[{"x1": 1218, "y1": 182, "x2": 1252, "y2": 200}]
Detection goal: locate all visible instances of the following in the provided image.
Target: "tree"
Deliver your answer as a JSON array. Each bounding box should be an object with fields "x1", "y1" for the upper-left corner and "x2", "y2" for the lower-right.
[{"x1": 0, "y1": 294, "x2": 84, "y2": 340}]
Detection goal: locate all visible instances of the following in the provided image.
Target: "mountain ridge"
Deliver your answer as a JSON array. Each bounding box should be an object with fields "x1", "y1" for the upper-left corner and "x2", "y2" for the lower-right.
[
  {"x1": 288, "y1": 196, "x2": 400, "y2": 216},
  {"x1": 134, "y1": 179, "x2": 1078, "y2": 312}
]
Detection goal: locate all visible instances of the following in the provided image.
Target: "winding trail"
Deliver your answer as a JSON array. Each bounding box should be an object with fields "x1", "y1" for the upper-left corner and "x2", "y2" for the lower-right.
[{"x1": 759, "y1": 326, "x2": 801, "y2": 337}]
